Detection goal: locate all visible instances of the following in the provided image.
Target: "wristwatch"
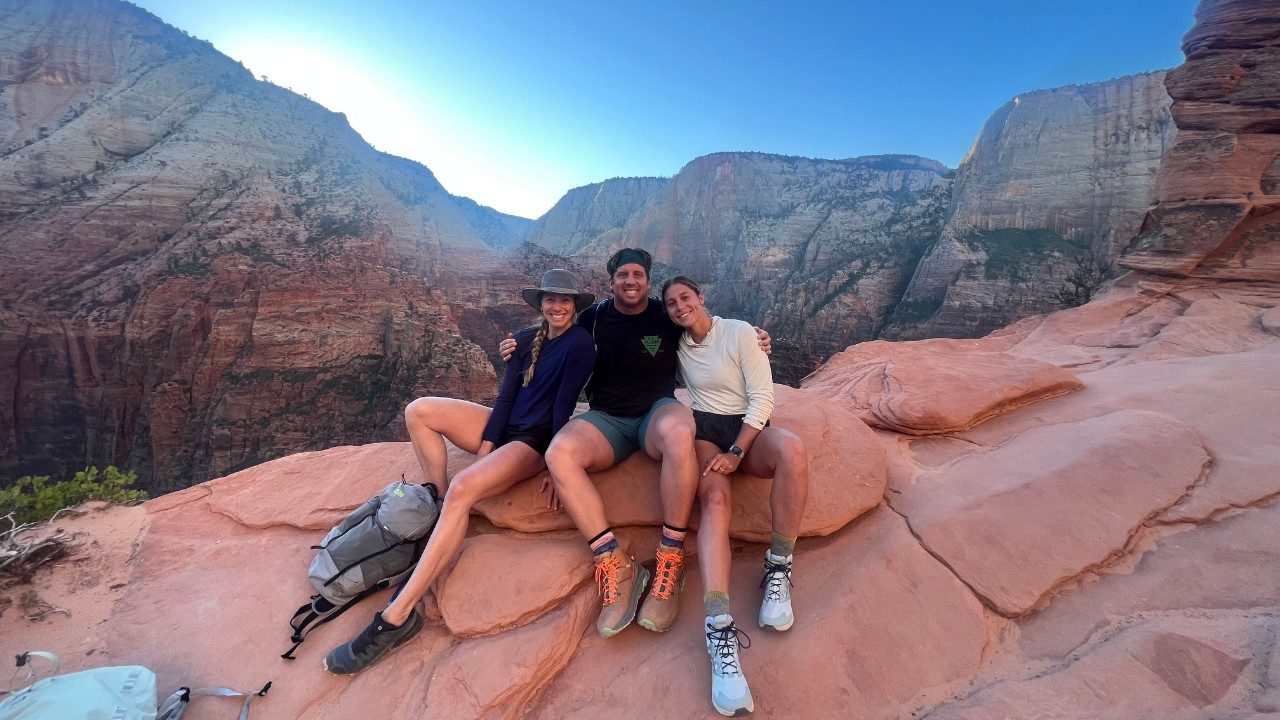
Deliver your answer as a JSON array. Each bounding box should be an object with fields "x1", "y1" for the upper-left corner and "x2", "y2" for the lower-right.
[{"x1": 727, "y1": 444, "x2": 744, "y2": 458}]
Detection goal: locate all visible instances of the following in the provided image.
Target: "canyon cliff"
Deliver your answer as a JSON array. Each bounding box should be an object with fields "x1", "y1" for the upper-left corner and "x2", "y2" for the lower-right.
[
  {"x1": 528, "y1": 75, "x2": 1175, "y2": 376},
  {"x1": 0, "y1": 0, "x2": 1189, "y2": 495},
  {"x1": 0, "y1": 0, "x2": 542, "y2": 492},
  {"x1": 884, "y1": 71, "x2": 1177, "y2": 339},
  {"x1": 531, "y1": 153, "x2": 952, "y2": 381}
]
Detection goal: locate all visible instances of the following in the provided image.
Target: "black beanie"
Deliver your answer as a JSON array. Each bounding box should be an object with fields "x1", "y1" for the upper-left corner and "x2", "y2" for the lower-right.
[{"x1": 607, "y1": 248, "x2": 652, "y2": 276}]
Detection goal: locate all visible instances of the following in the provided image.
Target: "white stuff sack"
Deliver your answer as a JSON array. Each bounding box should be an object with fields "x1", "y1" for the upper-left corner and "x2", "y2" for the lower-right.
[{"x1": 0, "y1": 652, "x2": 268, "y2": 720}]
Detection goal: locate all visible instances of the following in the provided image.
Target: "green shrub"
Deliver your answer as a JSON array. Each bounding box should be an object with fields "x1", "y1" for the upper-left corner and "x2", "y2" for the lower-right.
[{"x1": 0, "y1": 466, "x2": 148, "y2": 524}]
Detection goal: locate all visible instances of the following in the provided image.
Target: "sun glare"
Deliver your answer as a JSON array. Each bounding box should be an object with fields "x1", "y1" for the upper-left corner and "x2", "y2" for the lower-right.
[{"x1": 218, "y1": 35, "x2": 559, "y2": 219}]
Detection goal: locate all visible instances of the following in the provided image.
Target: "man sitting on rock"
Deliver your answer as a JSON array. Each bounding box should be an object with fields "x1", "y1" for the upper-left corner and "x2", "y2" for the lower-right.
[{"x1": 500, "y1": 248, "x2": 771, "y2": 639}]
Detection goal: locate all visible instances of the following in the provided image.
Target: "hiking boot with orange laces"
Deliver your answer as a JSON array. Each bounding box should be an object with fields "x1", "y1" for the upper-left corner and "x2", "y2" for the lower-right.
[
  {"x1": 594, "y1": 549, "x2": 650, "y2": 638},
  {"x1": 637, "y1": 545, "x2": 685, "y2": 632}
]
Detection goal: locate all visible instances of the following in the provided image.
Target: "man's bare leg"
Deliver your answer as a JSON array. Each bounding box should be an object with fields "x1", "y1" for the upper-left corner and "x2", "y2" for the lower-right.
[
  {"x1": 642, "y1": 402, "x2": 700, "y2": 531},
  {"x1": 636, "y1": 402, "x2": 699, "y2": 632},
  {"x1": 547, "y1": 418, "x2": 649, "y2": 637}
]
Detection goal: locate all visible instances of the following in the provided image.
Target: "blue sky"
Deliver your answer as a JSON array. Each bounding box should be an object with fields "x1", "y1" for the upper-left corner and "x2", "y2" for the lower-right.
[{"x1": 133, "y1": 0, "x2": 1198, "y2": 219}]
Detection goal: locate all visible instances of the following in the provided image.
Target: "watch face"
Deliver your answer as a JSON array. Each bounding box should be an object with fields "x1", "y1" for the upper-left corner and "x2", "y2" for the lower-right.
[{"x1": 729, "y1": 445, "x2": 743, "y2": 457}]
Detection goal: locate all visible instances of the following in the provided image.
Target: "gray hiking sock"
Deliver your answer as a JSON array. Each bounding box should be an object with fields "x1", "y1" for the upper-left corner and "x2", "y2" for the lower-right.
[
  {"x1": 704, "y1": 590, "x2": 731, "y2": 618},
  {"x1": 770, "y1": 533, "x2": 796, "y2": 558}
]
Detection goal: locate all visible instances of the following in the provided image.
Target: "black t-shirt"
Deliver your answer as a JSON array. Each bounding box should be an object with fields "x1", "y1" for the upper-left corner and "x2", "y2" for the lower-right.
[{"x1": 577, "y1": 298, "x2": 684, "y2": 417}]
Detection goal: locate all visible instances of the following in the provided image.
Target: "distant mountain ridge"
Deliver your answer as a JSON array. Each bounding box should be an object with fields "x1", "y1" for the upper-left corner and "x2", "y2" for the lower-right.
[
  {"x1": 0, "y1": 0, "x2": 542, "y2": 490},
  {"x1": 527, "y1": 73, "x2": 1173, "y2": 379},
  {"x1": 0, "y1": 0, "x2": 1178, "y2": 489}
]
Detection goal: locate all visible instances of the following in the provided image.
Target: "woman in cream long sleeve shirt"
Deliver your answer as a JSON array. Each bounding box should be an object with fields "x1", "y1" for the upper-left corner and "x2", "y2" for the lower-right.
[{"x1": 662, "y1": 275, "x2": 810, "y2": 718}]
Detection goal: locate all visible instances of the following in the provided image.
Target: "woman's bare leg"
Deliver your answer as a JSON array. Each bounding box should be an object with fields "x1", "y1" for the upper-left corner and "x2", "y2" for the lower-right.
[
  {"x1": 695, "y1": 440, "x2": 733, "y2": 601},
  {"x1": 738, "y1": 428, "x2": 809, "y2": 539},
  {"x1": 404, "y1": 397, "x2": 491, "y2": 494},
  {"x1": 382, "y1": 441, "x2": 545, "y2": 626}
]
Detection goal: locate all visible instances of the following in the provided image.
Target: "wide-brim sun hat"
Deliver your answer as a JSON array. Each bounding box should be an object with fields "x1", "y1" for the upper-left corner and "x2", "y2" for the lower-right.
[{"x1": 521, "y1": 269, "x2": 595, "y2": 312}]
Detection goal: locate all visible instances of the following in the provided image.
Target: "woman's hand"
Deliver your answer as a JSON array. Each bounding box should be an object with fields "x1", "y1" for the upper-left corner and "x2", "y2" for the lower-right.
[
  {"x1": 540, "y1": 475, "x2": 561, "y2": 510},
  {"x1": 702, "y1": 452, "x2": 742, "y2": 477},
  {"x1": 476, "y1": 440, "x2": 495, "y2": 459},
  {"x1": 499, "y1": 333, "x2": 516, "y2": 362}
]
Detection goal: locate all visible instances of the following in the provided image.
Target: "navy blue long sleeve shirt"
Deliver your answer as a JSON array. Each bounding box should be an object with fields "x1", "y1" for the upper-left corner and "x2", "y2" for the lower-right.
[{"x1": 481, "y1": 324, "x2": 596, "y2": 444}]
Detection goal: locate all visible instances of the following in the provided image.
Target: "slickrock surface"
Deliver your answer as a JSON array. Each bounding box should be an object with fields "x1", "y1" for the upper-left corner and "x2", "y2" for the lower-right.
[
  {"x1": 436, "y1": 535, "x2": 593, "y2": 637},
  {"x1": 0, "y1": 0, "x2": 541, "y2": 492},
  {"x1": 885, "y1": 71, "x2": 1176, "y2": 340},
  {"x1": 4, "y1": 263, "x2": 1278, "y2": 719},
  {"x1": 897, "y1": 410, "x2": 1211, "y2": 616},
  {"x1": 801, "y1": 338, "x2": 1083, "y2": 434}
]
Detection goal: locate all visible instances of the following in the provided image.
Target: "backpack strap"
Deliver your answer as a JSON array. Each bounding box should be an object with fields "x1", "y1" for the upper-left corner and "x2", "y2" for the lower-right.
[
  {"x1": 3, "y1": 651, "x2": 60, "y2": 694},
  {"x1": 158, "y1": 681, "x2": 272, "y2": 720},
  {"x1": 280, "y1": 582, "x2": 393, "y2": 660}
]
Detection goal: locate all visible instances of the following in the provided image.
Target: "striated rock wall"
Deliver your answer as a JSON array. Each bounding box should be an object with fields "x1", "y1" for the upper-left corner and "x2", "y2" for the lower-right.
[
  {"x1": 536, "y1": 153, "x2": 952, "y2": 382},
  {"x1": 531, "y1": 76, "x2": 1180, "y2": 369},
  {"x1": 525, "y1": 177, "x2": 667, "y2": 257},
  {"x1": 0, "y1": 0, "x2": 541, "y2": 491},
  {"x1": 1121, "y1": 0, "x2": 1280, "y2": 281},
  {"x1": 885, "y1": 72, "x2": 1178, "y2": 339}
]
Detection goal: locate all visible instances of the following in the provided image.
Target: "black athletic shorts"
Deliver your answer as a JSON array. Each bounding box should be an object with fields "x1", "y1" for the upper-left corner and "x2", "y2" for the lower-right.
[
  {"x1": 497, "y1": 421, "x2": 554, "y2": 454},
  {"x1": 693, "y1": 410, "x2": 768, "y2": 454}
]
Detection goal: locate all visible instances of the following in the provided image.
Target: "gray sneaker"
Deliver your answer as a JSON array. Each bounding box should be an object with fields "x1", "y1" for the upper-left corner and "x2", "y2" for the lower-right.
[
  {"x1": 706, "y1": 614, "x2": 754, "y2": 716},
  {"x1": 324, "y1": 610, "x2": 423, "y2": 675},
  {"x1": 758, "y1": 551, "x2": 794, "y2": 631}
]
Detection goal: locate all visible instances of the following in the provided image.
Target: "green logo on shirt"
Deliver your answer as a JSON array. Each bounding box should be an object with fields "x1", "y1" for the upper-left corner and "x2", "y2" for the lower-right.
[{"x1": 641, "y1": 335, "x2": 662, "y2": 357}]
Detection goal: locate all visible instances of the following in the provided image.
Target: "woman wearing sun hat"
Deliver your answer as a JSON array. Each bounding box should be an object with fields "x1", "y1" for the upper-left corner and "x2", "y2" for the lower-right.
[{"x1": 324, "y1": 269, "x2": 597, "y2": 675}]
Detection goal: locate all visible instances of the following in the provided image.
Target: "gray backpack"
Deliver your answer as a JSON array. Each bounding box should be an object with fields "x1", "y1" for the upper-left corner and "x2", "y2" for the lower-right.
[{"x1": 282, "y1": 477, "x2": 440, "y2": 659}]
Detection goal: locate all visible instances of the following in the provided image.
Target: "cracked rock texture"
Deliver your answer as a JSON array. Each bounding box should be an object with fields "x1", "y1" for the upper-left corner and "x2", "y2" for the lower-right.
[{"x1": 2, "y1": 1, "x2": 1280, "y2": 719}]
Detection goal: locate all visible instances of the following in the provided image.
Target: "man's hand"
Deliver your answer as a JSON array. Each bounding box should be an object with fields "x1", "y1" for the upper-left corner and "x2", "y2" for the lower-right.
[
  {"x1": 754, "y1": 326, "x2": 772, "y2": 356},
  {"x1": 476, "y1": 440, "x2": 494, "y2": 459},
  {"x1": 702, "y1": 452, "x2": 743, "y2": 477},
  {"x1": 499, "y1": 333, "x2": 516, "y2": 362}
]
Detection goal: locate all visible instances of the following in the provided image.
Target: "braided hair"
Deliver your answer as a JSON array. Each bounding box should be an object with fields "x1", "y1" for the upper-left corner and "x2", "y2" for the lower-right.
[{"x1": 522, "y1": 317, "x2": 550, "y2": 387}]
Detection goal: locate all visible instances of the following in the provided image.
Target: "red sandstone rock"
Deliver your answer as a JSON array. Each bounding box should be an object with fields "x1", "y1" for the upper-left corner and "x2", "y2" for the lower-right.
[
  {"x1": 421, "y1": 588, "x2": 597, "y2": 720},
  {"x1": 437, "y1": 534, "x2": 593, "y2": 637},
  {"x1": 927, "y1": 619, "x2": 1259, "y2": 720},
  {"x1": 801, "y1": 338, "x2": 1083, "y2": 434},
  {"x1": 3, "y1": 4, "x2": 1280, "y2": 720},
  {"x1": 1120, "y1": 0, "x2": 1280, "y2": 281},
  {"x1": 474, "y1": 385, "x2": 887, "y2": 542},
  {"x1": 530, "y1": 507, "x2": 992, "y2": 720},
  {"x1": 0, "y1": 0, "x2": 540, "y2": 493},
  {"x1": 894, "y1": 410, "x2": 1211, "y2": 616}
]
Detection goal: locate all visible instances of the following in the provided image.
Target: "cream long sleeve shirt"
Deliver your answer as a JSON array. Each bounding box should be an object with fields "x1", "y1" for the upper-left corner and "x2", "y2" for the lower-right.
[{"x1": 676, "y1": 317, "x2": 774, "y2": 429}]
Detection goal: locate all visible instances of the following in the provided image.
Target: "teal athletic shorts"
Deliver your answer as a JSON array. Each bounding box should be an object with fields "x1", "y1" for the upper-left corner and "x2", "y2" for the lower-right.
[{"x1": 576, "y1": 397, "x2": 682, "y2": 464}]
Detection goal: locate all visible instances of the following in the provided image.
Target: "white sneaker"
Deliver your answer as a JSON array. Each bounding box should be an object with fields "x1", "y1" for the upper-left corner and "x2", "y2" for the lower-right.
[
  {"x1": 706, "y1": 614, "x2": 754, "y2": 717},
  {"x1": 758, "y1": 551, "x2": 793, "y2": 631}
]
